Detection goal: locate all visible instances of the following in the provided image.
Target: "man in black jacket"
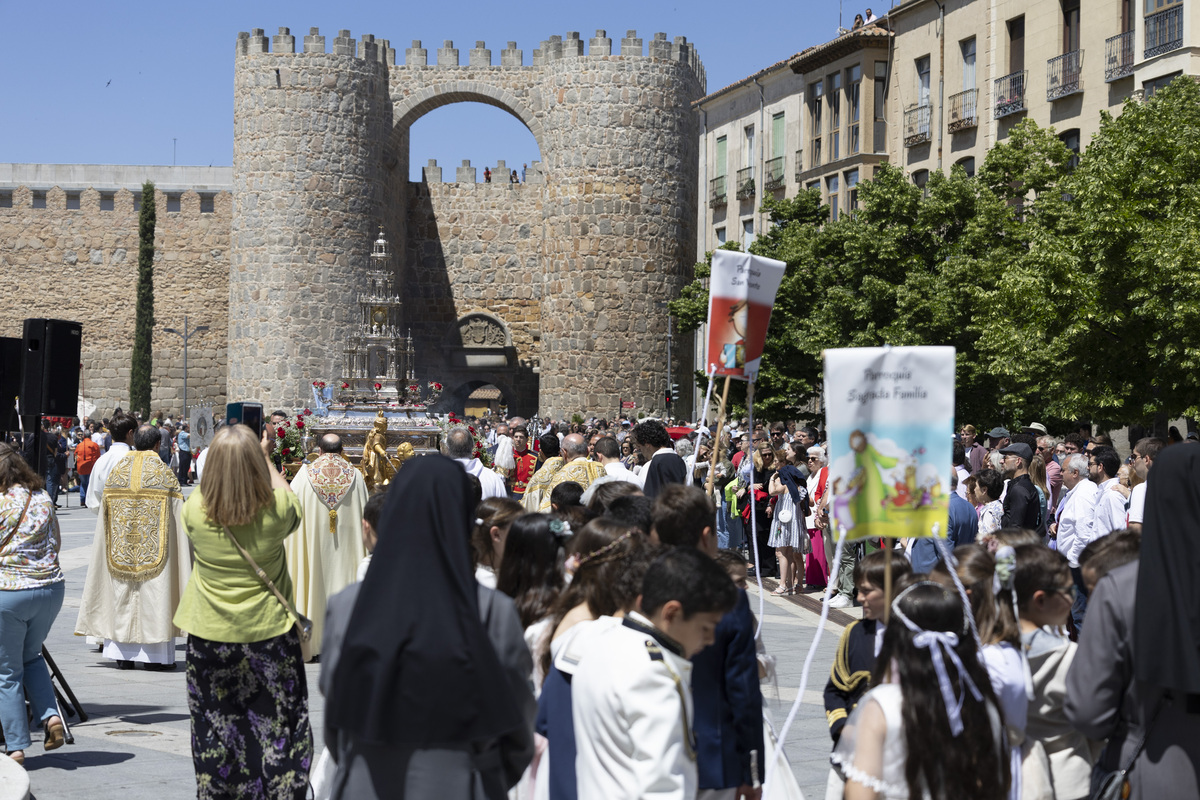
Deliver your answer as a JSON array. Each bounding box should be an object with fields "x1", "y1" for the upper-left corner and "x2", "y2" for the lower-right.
[
  {"x1": 633, "y1": 419, "x2": 687, "y2": 500},
  {"x1": 999, "y1": 443, "x2": 1046, "y2": 536}
]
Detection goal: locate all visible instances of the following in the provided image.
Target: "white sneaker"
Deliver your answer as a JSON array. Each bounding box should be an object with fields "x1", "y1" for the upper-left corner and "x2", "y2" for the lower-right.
[{"x1": 827, "y1": 594, "x2": 852, "y2": 609}]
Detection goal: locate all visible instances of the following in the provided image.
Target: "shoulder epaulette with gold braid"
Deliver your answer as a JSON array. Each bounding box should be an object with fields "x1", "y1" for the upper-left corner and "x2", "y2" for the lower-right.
[{"x1": 830, "y1": 619, "x2": 872, "y2": 693}]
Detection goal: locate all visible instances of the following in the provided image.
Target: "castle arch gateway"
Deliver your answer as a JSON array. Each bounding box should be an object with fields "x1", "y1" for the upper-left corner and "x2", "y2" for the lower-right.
[{"x1": 228, "y1": 27, "x2": 705, "y2": 418}]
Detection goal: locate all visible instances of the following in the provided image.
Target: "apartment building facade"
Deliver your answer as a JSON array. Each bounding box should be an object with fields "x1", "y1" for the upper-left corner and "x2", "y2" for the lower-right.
[
  {"x1": 888, "y1": 0, "x2": 1199, "y2": 183},
  {"x1": 693, "y1": 59, "x2": 806, "y2": 255},
  {"x1": 692, "y1": 25, "x2": 894, "y2": 258},
  {"x1": 790, "y1": 26, "x2": 893, "y2": 220}
]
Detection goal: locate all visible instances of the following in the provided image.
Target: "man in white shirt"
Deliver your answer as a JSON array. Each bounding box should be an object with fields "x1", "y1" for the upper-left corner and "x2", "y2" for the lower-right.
[
  {"x1": 1054, "y1": 454, "x2": 1100, "y2": 569},
  {"x1": 865, "y1": 8, "x2": 878, "y2": 22},
  {"x1": 1052, "y1": 453, "x2": 1100, "y2": 630},
  {"x1": 446, "y1": 425, "x2": 508, "y2": 499},
  {"x1": 86, "y1": 412, "x2": 138, "y2": 512},
  {"x1": 594, "y1": 435, "x2": 644, "y2": 487},
  {"x1": 1126, "y1": 436, "x2": 1164, "y2": 533},
  {"x1": 1088, "y1": 446, "x2": 1127, "y2": 538},
  {"x1": 573, "y1": 547, "x2": 738, "y2": 800}
]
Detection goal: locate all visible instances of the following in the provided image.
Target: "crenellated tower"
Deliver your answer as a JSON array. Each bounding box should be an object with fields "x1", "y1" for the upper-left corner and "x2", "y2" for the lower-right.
[{"x1": 229, "y1": 25, "x2": 704, "y2": 416}]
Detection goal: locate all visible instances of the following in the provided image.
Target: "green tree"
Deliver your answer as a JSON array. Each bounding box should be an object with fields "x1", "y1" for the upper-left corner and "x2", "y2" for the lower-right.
[
  {"x1": 1065, "y1": 77, "x2": 1200, "y2": 423},
  {"x1": 130, "y1": 181, "x2": 156, "y2": 418}
]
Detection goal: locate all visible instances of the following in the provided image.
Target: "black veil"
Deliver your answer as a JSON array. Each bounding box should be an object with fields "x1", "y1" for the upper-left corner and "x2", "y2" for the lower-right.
[
  {"x1": 327, "y1": 454, "x2": 523, "y2": 744},
  {"x1": 1134, "y1": 442, "x2": 1200, "y2": 696}
]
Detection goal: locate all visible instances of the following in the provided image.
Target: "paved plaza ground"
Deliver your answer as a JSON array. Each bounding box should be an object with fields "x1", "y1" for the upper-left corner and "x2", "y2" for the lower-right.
[{"x1": 19, "y1": 489, "x2": 858, "y2": 799}]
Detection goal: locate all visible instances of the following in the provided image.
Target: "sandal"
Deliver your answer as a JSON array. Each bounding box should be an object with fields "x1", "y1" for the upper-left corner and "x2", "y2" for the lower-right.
[
  {"x1": 7, "y1": 750, "x2": 24, "y2": 766},
  {"x1": 44, "y1": 717, "x2": 65, "y2": 752}
]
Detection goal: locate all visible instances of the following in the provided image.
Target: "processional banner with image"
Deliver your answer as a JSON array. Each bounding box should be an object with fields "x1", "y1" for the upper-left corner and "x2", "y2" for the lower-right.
[
  {"x1": 823, "y1": 346, "x2": 955, "y2": 540},
  {"x1": 189, "y1": 407, "x2": 214, "y2": 450},
  {"x1": 705, "y1": 250, "x2": 787, "y2": 381}
]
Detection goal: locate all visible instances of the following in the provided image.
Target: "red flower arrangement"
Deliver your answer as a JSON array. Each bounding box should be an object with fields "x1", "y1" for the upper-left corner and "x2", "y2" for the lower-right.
[
  {"x1": 273, "y1": 413, "x2": 307, "y2": 460},
  {"x1": 429, "y1": 381, "x2": 443, "y2": 392},
  {"x1": 312, "y1": 381, "x2": 327, "y2": 389},
  {"x1": 374, "y1": 382, "x2": 383, "y2": 391},
  {"x1": 341, "y1": 382, "x2": 350, "y2": 389}
]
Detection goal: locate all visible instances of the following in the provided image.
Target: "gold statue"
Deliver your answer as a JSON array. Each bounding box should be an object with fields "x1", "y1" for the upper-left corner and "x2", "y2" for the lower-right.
[
  {"x1": 392, "y1": 441, "x2": 416, "y2": 470},
  {"x1": 360, "y1": 411, "x2": 396, "y2": 491}
]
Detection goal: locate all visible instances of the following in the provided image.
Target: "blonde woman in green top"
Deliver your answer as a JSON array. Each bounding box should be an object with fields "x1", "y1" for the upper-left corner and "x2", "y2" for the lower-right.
[{"x1": 174, "y1": 423, "x2": 313, "y2": 800}]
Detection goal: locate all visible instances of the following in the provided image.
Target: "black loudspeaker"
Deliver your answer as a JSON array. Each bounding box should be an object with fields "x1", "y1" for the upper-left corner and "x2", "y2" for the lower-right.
[
  {"x1": 21, "y1": 319, "x2": 83, "y2": 418},
  {"x1": 0, "y1": 337, "x2": 21, "y2": 430}
]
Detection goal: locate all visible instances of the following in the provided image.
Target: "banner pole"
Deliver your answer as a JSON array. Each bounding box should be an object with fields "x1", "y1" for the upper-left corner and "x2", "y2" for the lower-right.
[
  {"x1": 883, "y1": 537, "x2": 893, "y2": 624},
  {"x1": 705, "y1": 375, "x2": 733, "y2": 496}
]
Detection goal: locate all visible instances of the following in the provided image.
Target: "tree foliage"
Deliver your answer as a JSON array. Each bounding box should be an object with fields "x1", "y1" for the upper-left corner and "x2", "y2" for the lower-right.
[
  {"x1": 674, "y1": 77, "x2": 1200, "y2": 427},
  {"x1": 130, "y1": 181, "x2": 155, "y2": 418}
]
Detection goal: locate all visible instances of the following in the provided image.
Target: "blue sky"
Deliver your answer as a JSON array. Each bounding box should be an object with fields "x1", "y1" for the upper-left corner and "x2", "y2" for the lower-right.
[{"x1": 0, "y1": 0, "x2": 857, "y2": 180}]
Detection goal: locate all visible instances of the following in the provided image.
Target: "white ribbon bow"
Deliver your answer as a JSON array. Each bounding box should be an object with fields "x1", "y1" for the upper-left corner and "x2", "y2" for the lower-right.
[{"x1": 911, "y1": 629, "x2": 984, "y2": 736}]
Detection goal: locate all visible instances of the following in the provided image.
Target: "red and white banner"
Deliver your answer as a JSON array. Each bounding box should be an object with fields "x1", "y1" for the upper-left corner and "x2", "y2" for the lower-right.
[{"x1": 705, "y1": 250, "x2": 787, "y2": 380}]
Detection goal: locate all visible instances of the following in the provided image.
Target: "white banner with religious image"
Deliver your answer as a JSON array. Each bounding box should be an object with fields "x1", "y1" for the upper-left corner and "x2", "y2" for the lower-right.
[
  {"x1": 190, "y1": 407, "x2": 214, "y2": 450},
  {"x1": 705, "y1": 250, "x2": 787, "y2": 381},
  {"x1": 823, "y1": 346, "x2": 956, "y2": 540}
]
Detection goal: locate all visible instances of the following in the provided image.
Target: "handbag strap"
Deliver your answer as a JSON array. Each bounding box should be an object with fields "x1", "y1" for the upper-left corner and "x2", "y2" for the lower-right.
[
  {"x1": 0, "y1": 490, "x2": 35, "y2": 552},
  {"x1": 222, "y1": 524, "x2": 306, "y2": 626}
]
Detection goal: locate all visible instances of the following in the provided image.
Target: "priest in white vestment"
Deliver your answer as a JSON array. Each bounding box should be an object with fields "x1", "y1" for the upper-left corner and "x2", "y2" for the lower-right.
[
  {"x1": 285, "y1": 434, "x2": 367, "y2": 661},
  {"x1": 76, "y1": 424, "x2": 191, "y2": 669}
]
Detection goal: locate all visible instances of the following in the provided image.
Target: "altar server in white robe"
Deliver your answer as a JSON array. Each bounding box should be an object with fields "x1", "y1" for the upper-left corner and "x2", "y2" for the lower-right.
[
  {"x1": 76, "y1": 424, "x2": 191, "y2": 669},
  {"x1": 85, "y1": 411, "x2": 137, "y2": 513},
  {"x1": 287, "y1": 433, "x2": 368, "y2": 661},
  {"x1": 572, "y1": 547, "x2": 738, "y2": 800}
]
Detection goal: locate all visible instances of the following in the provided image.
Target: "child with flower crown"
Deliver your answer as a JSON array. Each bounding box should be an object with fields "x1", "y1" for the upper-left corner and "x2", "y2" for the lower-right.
[{"x1": 831, "y1": 581, "x2": 1009, "y2": 800}]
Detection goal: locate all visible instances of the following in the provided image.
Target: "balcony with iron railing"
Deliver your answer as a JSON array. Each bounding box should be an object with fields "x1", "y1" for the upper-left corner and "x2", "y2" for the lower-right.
[
  {"x1": 794, "y1": 150, "x2": 804, "y2": 183},
  {"x1": 904, "y1": 103, "x2": 932, "y2": 146},
  {"x1": 1145, "y1": 5, "x2": 1183, "y2": 58},
  {"x1": 736, "y1": 166, "x2": 755, "y2": 200},
  {"x1": 948, "y1": 89, "x2": 978, "y2": 132},
  {"x1": 1047, "y1": 50, "x2": 1084, "y2": 101},
  {"x1": 1106, "y1": 31, "x2": 1134, "y2": 81},
  {"x1": 764, "y1": 156, "x2": 786, "y2": 191},
  {"x1": 994, "y1": 70, "x2": 1028, "y2": 118},
  {"x1": 709, "y1": 175, "x2": 727, "y2": 206}
]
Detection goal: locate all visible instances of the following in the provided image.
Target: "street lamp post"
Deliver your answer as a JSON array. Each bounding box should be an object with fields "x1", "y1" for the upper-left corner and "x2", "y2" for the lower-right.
[{"x1": 162, "y1": 316, "x2": 209, "y2": 422}]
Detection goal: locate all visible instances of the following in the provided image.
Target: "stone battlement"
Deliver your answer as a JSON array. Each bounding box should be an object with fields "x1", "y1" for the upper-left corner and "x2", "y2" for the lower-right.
[
  {"x1": 0, "y1": 185, "x2": 230, "y2": 215},
  {"x1": 236, "y1": 27, "x2": 706, "y2": 90}
]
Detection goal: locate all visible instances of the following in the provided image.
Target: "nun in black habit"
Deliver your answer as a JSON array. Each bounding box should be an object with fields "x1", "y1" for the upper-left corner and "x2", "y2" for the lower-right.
[
  {"x1": 1064, "y1": 442, "x2": 1200, "y2": 799},
  {"x1": 321, "y1": 454, "x2": 535, "y2": 800}
]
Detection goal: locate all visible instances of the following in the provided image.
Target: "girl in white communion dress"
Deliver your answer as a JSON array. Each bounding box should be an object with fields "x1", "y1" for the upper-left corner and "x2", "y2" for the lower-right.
[{"x1": 831, "y1": 581, "x2": 1010, "y2": 800}]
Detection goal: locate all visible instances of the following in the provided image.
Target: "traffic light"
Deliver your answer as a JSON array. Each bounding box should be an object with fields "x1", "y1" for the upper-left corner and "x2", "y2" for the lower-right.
[
  {"x1": 665, "y1": 389, "x2": 672, "y2": 407},
  {"x1": 671, "y1": 383, "x2": 680, "y2": 401}
]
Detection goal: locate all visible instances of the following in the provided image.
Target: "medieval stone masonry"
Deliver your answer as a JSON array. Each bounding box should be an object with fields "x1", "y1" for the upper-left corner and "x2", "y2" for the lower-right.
[
  {"x1": 0, "y1": 177, "x2": 231, "y2": 417},
  {"x1": 1, "y1": 25, "x2": 706, "y2": 420},
  {"x1": 229, "y1": 26, "x2": 705, "y2": 418}
]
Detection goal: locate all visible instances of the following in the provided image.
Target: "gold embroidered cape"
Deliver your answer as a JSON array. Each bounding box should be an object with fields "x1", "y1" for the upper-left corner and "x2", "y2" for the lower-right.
[
  {"x1": 286, "y1": 458, "x2": 368, "y2": 658},
  {"x1": 542, "y1": 458, "x2": 607, "y2": 512},
  {"x1": 75, "y1": 450, "x2": 191, "y2": 644},
  {"x1": 522, "y1": 456, "x2": 565, "y2": 513}
]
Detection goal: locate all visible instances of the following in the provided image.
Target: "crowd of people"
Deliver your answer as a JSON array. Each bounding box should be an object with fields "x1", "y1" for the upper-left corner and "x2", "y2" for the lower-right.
[
  {"x1": 1, "y1": 406, "x2": 1198, "y2": 800},
  {"x1": 3, "y1": 409, "x2": 197, "y2": 510}
]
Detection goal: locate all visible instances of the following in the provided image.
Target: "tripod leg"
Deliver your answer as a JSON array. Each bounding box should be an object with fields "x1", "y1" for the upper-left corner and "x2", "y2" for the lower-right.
[
  {"x1": 42, "y1": 647, "x2": 87, "y2": 723},
  {"x1": 51, "y1": 685, "x2": 75, "y2": 745}
]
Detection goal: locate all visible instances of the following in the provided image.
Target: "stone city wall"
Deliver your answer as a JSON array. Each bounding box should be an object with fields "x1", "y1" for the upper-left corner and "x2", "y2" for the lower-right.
[
  {"x1": 0, "y1": 185, "x2": 231, "y2": 419},
  {"x1": 234, "y1": 26, "x2": 704, "y2": 416}
]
